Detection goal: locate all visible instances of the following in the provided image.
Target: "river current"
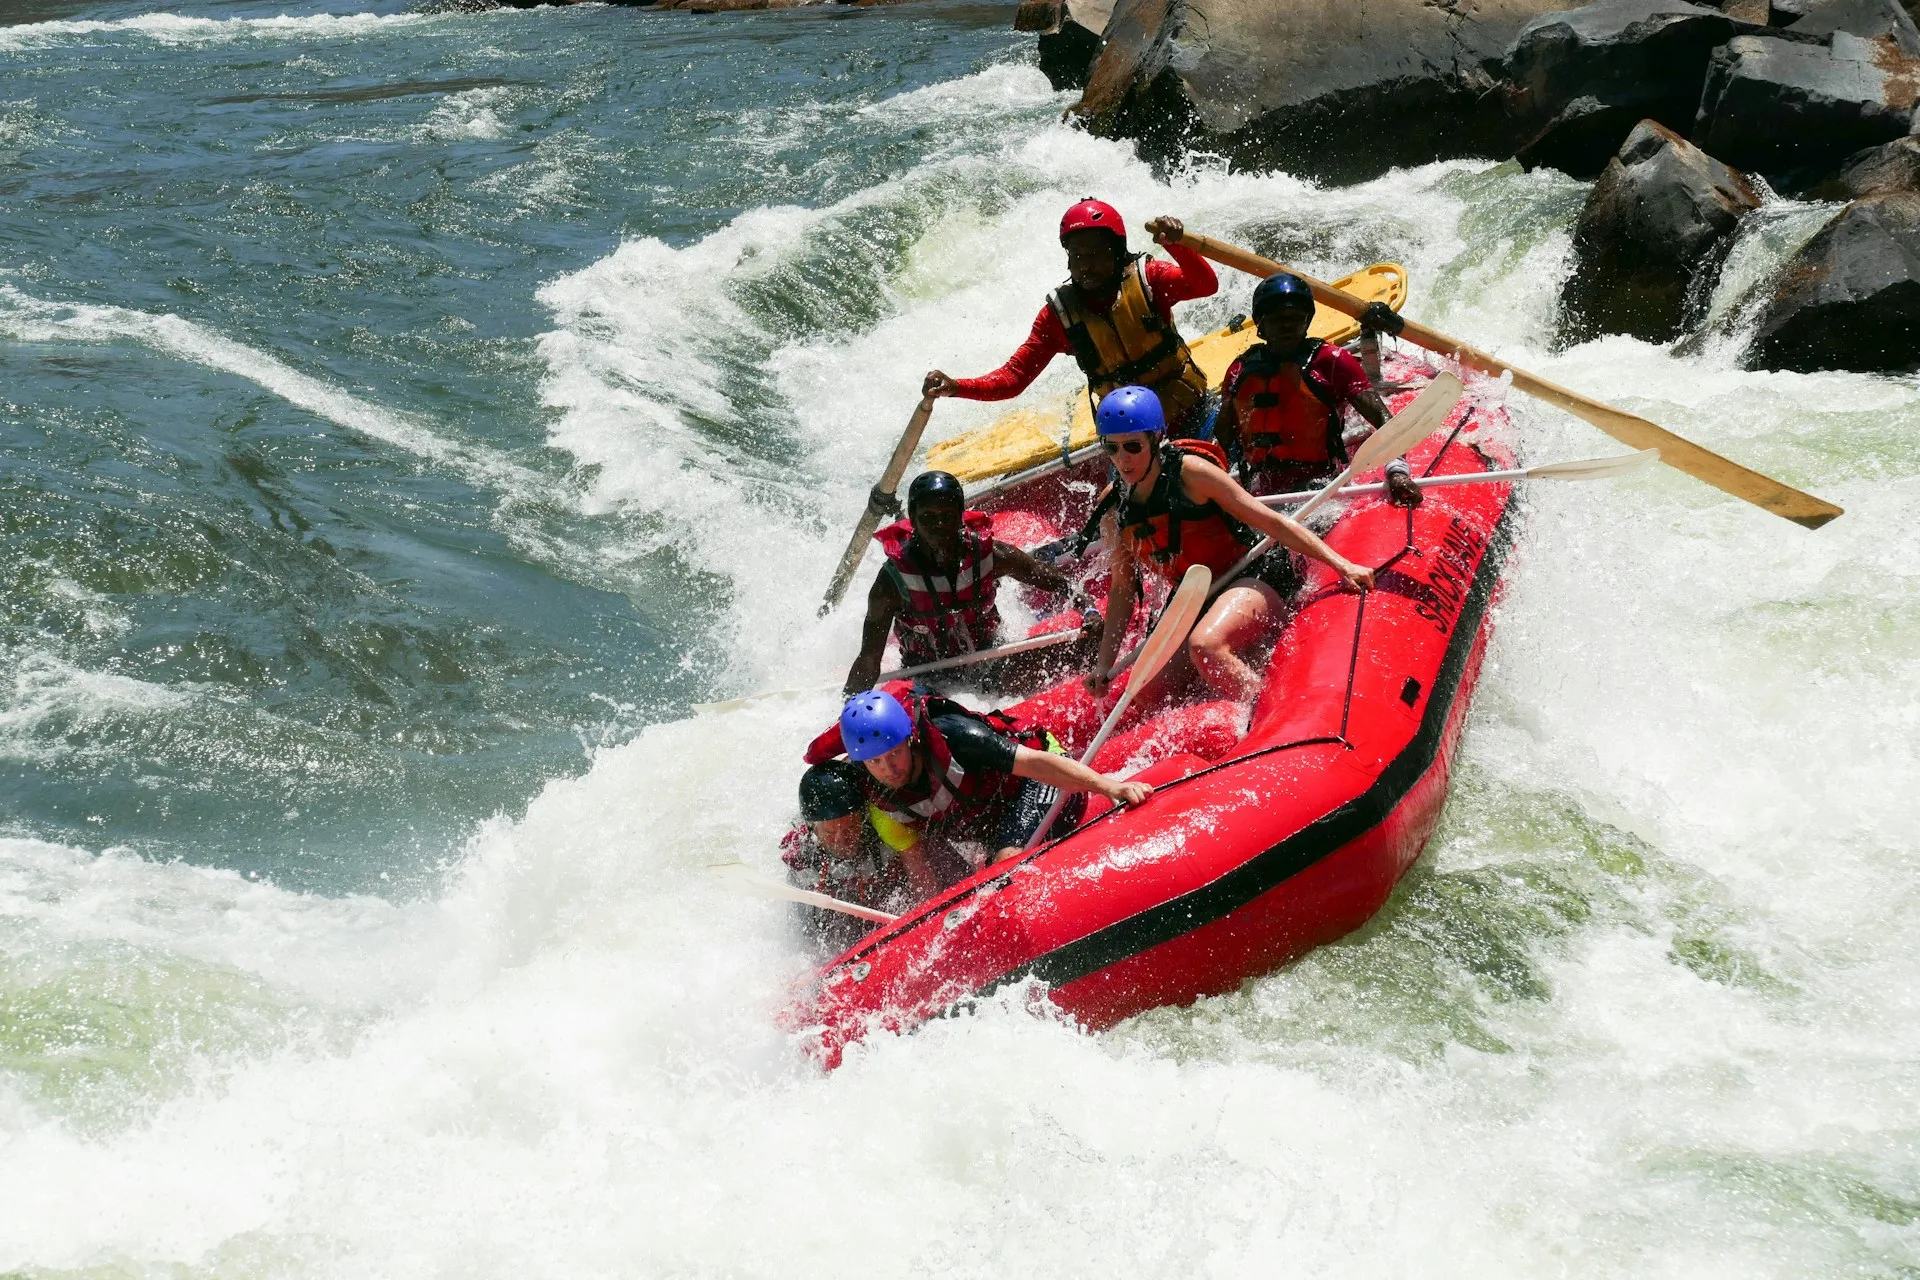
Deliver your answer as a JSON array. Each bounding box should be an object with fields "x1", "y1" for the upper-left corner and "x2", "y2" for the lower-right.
[{"x1": 2, "y1": 1, "x2": 1917, "y2": 1274}]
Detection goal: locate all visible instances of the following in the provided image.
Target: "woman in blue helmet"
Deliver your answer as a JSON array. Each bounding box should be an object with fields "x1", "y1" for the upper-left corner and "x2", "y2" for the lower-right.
[
  {"x1": 801, "y1": 684, "x2": 1153, "y2": 900},
  {"x1": 1085, "y1": 382, "x2": 1377, "y2": 702}
]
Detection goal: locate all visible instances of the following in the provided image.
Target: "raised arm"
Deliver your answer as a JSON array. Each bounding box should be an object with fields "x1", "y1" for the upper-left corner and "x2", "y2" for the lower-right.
[{"x1": 1181, "y1": 458, "x2": 1374, "y2": 593}]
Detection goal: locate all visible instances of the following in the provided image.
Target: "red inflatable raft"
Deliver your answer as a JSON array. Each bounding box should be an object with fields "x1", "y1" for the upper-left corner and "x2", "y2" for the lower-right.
[{"x1": 793, "y1": 363, "x2": 1519, "y2": 1067}]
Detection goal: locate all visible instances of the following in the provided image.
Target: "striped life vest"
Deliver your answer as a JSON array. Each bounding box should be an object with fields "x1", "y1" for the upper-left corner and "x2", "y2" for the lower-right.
[
  {"x1": 1118, "y1": 441, "x2": 1256, "y2": 585},
  {"x1": 1051, "y1": 256, "x2": 1209, "y2": 434},
  {"x1": 875, "y1": 511, "x2": 1002, "y2": 666},
  {"x1": 1224, "y1": 341, "x2": 1346, "y2": 485}
]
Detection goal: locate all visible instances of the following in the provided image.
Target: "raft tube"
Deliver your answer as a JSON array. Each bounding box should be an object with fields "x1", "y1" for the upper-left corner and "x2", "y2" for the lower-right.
[{"x1": 794, "y1": 367, "x2": 1519, "y2": 1067}]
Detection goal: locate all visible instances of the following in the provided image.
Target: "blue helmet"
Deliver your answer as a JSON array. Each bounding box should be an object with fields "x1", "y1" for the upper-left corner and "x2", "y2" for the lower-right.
[
  {"x1": 1251, "y1": 272, "x2": 1316, "y2": 318},
  {"x1": 1095, "y1": 385, "x2": 1166, "y2": 437},
  {"x1": 840, "y1": 690, "x2": 914, "y2": 762}
]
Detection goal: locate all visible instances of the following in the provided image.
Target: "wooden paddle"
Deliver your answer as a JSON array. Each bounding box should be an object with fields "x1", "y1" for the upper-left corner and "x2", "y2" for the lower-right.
[
  {"x1": 1172, "y1": 229, "x2": 1842, "y2": 530},
  {"x1": 819, "y1": 395, "x2": 937, "y2": 616},
  {"x1": 707, "y1": 862, "x2": 899, "y2": 925},
  {"x1": 1021, "y1": 563, "x2": 1212, "y2": 852},
  {"x1": 1257, "y1": 448, "x2": 1661, "y2": 507},
  {"x1": 1106, "y1": 374, "x2": 1463, "y2": 679}
]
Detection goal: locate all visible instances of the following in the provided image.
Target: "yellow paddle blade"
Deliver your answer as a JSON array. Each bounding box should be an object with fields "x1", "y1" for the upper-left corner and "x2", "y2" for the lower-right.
[{"x1": 925, "y1": 263, "x2": 1409, "y2": 486}]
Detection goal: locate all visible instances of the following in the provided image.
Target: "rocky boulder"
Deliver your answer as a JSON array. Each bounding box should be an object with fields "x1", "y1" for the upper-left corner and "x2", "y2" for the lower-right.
[
  {"x1": 1503, "y1": 0, "x2": 1765, "y2": 177},
  {"x1": 1559, "y1": 120, "x2": 1763, "y2": 344},
  {"x1": 1695, "y1": 32, "x2": 1920, "y2": 181},
  {"x1": 1808, "y1": 134, "x2": 1920, "y2": 194},
  {"x1": 1783, "y1": 0, "x2": 1920, "y2": 52},
  {"x1": 1057, "y1": 0, "x2": 1575, "y2": 184},
  {"x1": 1745, "y1": 192, "x2": 1920, "y2": 371}
]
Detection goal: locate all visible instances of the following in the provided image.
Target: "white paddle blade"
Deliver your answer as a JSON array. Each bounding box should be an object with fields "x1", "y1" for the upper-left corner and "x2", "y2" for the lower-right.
[
  {"x1": 1126, "y1": 564, "x2": 1212, "y2": 700},
  {"x1": 1528, "y1": 448, "x2": 1659, "y2": 481},
  {"x1": 707, "y1": 862, "x2": 898, "y2": 925},
  {"x1": 1022, "y1": 564, "x2": 1214, "y2": 854},
  {"x1": 1349, "y1": 371, "x2": 1465, "y2": 473}
]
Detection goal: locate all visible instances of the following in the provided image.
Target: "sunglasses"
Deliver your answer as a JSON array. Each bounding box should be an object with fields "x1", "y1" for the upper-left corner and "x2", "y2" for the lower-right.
[{"x1": 1101, "y1": 438, "x2": 1152, "y2": 456}]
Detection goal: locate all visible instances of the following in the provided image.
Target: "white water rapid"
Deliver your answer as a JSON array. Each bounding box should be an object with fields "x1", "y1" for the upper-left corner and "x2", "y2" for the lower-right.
[{"x1": 4, "y1": 45, "x2": 1917, "y2": 1279}]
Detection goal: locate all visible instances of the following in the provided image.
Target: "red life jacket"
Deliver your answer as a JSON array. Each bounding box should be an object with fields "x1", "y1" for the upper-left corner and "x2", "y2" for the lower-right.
[
  {"x1": 802, "y1": 681, "x2": 1051, "y2": 833},
  {"x1": 1117, "y1": 440, "x2": 1256, "y2": 584},
  {"x1": 874, "y1": 511, "x2": 1002, "y2": 666},
  {"x1": 1226, "y1": 340, "x2": 1346, "y2": 475}
]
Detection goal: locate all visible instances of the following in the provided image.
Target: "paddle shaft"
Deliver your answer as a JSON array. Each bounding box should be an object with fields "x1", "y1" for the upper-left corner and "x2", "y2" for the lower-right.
[
  {"x1": 708, "y1": 864, "x2": 899, "y2": 925},
  {"x1": 1022, "y1": 565, "x2": 1211, "y2": 851},
  {"x1": 819, "y1": 396, "x2": 938, "y2": 615},
  {"x1": 1258, "y1": 457, "x2": 1647, "y2": 507},
  {"x1": 1177, "y1": 231, "x2": 1841, "y2": 530}
]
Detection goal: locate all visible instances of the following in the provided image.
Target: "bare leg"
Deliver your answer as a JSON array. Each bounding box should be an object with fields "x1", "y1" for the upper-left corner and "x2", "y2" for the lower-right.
[{"x1": 1186, "y1": 579, "x2": 1284, "y2": 700}]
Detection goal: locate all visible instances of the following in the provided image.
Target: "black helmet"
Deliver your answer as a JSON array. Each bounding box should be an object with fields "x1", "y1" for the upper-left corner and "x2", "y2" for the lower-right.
[
  {"x1": 799, "y1": 759, "x2": 867, "y2": 822},
  {"x1": 906, "y1": 470, "x2": 965, "y2": 512},
  {"x1": 1251, "y1": 272, "x2": 1317, "y2": 318}
]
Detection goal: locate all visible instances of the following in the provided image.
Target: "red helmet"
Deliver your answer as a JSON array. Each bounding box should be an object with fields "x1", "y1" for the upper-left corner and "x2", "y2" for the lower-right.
[{"x1": 1059, "y1": 198, "x2": 1125, "y2": 245}]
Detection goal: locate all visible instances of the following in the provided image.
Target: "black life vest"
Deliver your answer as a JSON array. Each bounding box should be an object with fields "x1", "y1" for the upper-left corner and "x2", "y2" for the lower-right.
[{"x1": 802, "y1": 682, "x2": 1052, "y2": 834}]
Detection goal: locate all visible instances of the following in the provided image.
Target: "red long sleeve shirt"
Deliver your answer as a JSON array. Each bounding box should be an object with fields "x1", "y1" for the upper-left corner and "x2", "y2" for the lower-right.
[{"x1": 950, "y1": 240, "x2": 1220, "y2": 402}]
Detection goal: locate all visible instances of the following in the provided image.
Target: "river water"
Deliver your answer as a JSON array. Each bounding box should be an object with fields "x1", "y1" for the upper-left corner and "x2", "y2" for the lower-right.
[{"x1": 2, "y1": 0, "x2": 1916, "y2": 1274}]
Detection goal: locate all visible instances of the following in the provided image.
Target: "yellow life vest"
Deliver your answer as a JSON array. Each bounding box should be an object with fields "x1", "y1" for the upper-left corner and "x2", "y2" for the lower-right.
[{"x1": 1049, "y1": 256, "x2": 1208, "y2": 430}]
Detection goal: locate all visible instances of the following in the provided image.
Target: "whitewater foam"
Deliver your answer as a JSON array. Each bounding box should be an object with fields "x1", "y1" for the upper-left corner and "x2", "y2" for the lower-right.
[
  {"x1": 0, "y1": 10, "x2": 439, "y2": 51},
  {"x1": 7, "y1": 28, "x2": 1920, "y2": 1278}
]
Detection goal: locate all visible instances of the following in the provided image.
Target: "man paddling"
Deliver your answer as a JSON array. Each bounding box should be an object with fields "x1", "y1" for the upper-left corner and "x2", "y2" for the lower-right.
[
  {"x1": 1214, "y1": 272, "x2": 1420, "y2": 502},
  {"x1": 921, "y1": 201, "x2": 1219, "y2": 439},
  {"x1": 844, "y1": 470, "x2": 1098, "y2": 695},
  {"x1": 805, "y1": 684, "x2": 1152, "y2": 896},
  {"x1": 1087, "y1": 384, "x2": 1377, "y2": 703}
]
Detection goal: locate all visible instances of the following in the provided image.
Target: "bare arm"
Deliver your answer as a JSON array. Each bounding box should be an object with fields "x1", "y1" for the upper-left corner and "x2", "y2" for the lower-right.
[
  {"x1": 1350, "y1": 388, "x2": 1390, "y2": 429},
  {"x1": 1010, "y1": 746, "x2": 1152, "y2": 808},
  {"x1": 996, "y1": 541, "x2": 1104, "y2": 643},
  {"x1": 843, "y1": 572, "x2": 901, "y2": 695},
  {"x1": 994, "y1": 540, "x2": 1071, "y2": 593},
  {"x1": 1086, "y1": 512, "x2": 1138, "y2": 696},
  {"x1": 1181, "y1": 458, "x2": 1374, "y2": 592}
]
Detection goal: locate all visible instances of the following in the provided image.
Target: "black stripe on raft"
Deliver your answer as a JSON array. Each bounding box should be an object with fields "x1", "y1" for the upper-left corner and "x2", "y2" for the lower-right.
[{"x1": 990, "y1": 493, "x2": 1519, "y2": 995}]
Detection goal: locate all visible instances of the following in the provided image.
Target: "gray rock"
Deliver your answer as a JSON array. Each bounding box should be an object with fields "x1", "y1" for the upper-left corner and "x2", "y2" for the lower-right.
[
  {"x1": 1806, "y1": 133, "x2": 1920, "y2": 194},
  {"x1": 1745, "y1": 192, "x2": 1920, "y2": 371},
  {"x1": 1785, "y1": 0, "x2": 1920, "y2": 50},
  {"x1": 1035, "y1": 8, "x2": 1108, "y2": 91},
  {"x1": 1695, "y1": 32, "x2": 1920, "y2": 179},
  {"x1": 1059, "y1": 0, "x2": 1571, "y2": 184},
  {"x1": 1559, "y1": 120, "x2": 1764, "y2": 343},
  {"x1": 1503, "y1": 0, "x2": 1766, "y2": 177}
]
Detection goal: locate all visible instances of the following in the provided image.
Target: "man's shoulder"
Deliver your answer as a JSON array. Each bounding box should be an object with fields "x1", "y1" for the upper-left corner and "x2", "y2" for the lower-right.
[{"x1": 1313, "y1": 340, "x2": 1368, "y2": 378}]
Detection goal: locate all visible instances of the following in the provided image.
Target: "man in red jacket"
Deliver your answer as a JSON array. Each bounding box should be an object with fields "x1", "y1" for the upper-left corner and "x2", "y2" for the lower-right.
[{"x1": 921, "y1": 200, "x2": 1220, "y2": 438}]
